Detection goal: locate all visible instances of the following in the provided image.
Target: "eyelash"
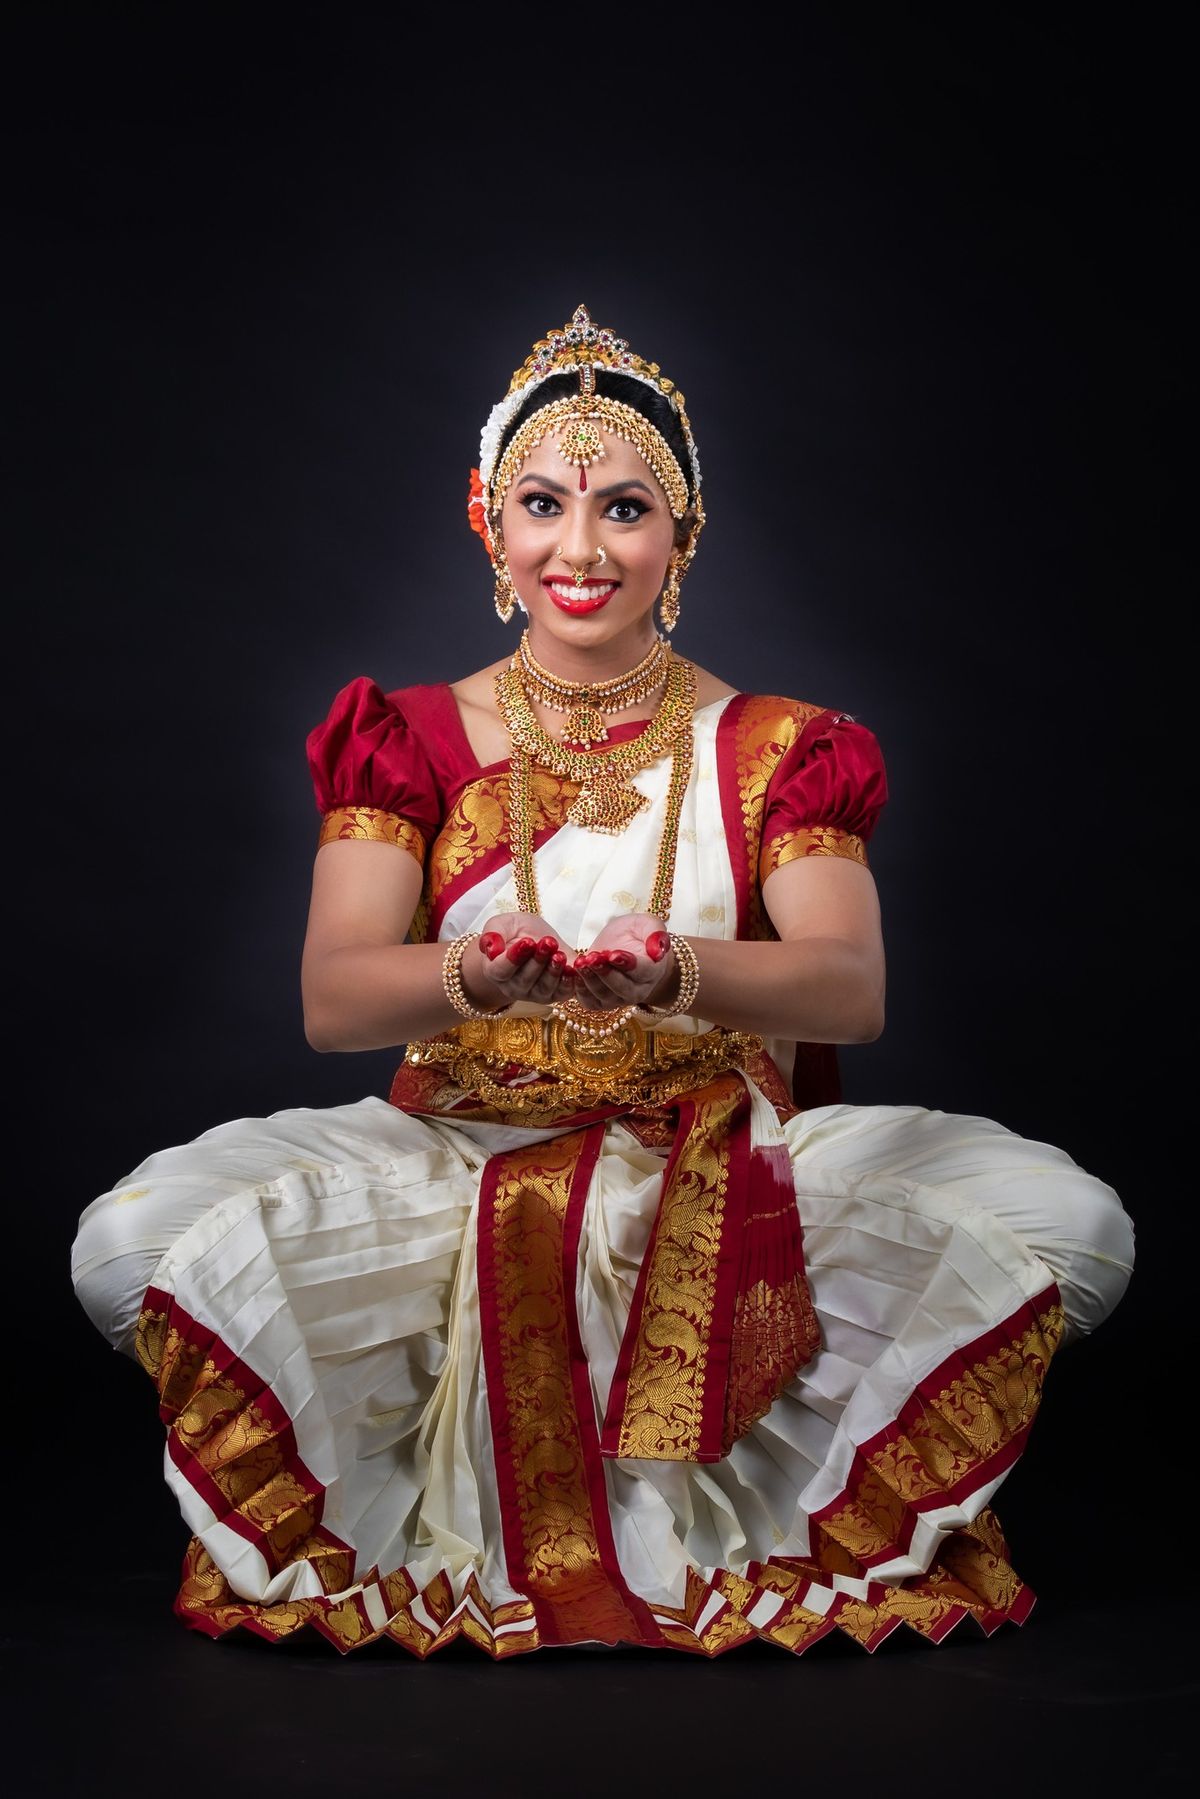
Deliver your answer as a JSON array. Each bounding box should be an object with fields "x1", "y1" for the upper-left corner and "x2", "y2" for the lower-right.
[{"x1": 520, "y1": 491, "x2": 649, "y2": 523}]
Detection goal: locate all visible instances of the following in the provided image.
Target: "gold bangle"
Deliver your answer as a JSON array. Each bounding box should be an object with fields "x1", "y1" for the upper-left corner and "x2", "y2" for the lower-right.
[
  {"x1": 442, "y1": 931, "x2": 505, "y2": 1020},
  {"x1": 646, "y1": 932, "x2": 700, "y2": 1019}
]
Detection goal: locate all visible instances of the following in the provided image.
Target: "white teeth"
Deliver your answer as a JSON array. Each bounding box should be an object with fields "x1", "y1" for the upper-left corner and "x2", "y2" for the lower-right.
[{"x1": 548, "y1": 580, "x2": 615, "y2": 601}]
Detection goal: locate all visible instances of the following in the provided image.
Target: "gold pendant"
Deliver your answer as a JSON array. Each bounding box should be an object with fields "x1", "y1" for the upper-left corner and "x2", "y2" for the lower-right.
[
  {"x1": 561, "y1": 704, "x2": 609, "y2": 747},
  {"x1": 566, "y1": 777, "x2": 648, "y2": 832},
  {"x1": 557, "y1": 415, "x2": 605, "y2": 470}
]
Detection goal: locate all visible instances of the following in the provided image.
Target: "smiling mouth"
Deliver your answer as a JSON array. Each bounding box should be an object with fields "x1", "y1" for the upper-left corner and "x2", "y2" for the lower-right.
[{"x1": 544, "y1": 578, "x2": 619, "y2": 612}]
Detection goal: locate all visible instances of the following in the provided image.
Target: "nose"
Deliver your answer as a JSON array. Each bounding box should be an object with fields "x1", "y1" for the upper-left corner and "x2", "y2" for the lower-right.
[{"x1": 555, "y1": 526, "x2": 601, "y2": 574}]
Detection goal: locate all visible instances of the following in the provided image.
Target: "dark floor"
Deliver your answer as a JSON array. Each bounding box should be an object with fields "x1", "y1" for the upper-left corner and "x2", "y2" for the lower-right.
[{"x1": 4, "y1": 1570, "x2": 1185, "y2": 1796}]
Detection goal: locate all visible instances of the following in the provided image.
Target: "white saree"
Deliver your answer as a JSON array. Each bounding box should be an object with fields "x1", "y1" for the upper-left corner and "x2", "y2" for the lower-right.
[{"x1": 70, "y1": 686, "x2": 1136, "y2": 1656}]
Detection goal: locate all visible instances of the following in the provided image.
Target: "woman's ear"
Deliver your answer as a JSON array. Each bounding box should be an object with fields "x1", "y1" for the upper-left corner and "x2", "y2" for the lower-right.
[{"x1": 673, "y1": 505, "x2": 699, "y2": 552}]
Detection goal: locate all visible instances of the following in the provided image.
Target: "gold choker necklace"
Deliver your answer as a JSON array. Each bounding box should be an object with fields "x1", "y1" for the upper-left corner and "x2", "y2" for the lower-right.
[{"x1": 516, "y1": 629, "x2": 671, "y2": 747}]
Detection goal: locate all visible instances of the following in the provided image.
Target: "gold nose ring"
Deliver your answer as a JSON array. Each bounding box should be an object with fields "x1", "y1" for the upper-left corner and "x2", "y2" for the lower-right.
[{"x1": 555, "y1": 546, "x2": 607, "y2": 564}]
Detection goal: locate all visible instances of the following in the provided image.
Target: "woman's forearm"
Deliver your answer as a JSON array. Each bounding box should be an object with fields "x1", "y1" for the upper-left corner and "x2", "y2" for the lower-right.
[
  {"x1": 652, "y1": 934, "x2": 885, "y2": 1044},
  {"x1": 305, "y1": 932, "x2": 884, "y2": 1054},
  {"x1": 304, "y1": 940, "x2": 500, "y2": 1052}
]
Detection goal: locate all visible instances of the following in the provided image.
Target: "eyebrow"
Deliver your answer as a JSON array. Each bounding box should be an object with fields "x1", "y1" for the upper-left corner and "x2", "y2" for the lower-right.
[{"x1": 514, "y1": 472, "x2": 656, "y2": 500}]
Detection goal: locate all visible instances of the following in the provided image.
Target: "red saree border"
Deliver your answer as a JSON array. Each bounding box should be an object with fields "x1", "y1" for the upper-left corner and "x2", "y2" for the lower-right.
[
  {"x1": 135, "y1": 1284, "x2": 354, "y2": 1592},
  {"x1": 714, "y1": 694, "x2": 833, "y2": 942},
  {"x1": 415, "y1": 765, "x2": 580, "y2": 944},
  {"x1": 475, "y1": 1126, "x2": 665, "y2": 1646}
]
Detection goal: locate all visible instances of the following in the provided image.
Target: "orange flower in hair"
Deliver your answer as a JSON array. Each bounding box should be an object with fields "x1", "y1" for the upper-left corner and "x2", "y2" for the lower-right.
[{"x1": 467, "y1": 466, "x2": 494, "y2": 561}]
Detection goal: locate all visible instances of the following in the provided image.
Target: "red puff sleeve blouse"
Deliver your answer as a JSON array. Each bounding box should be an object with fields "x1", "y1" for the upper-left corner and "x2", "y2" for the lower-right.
[
  {"x1": 306, "y1": 676, "x2": 444, "y2": 871},
  {"x1": 759, "y1": 710, "x2": 889, "y2": 884}
]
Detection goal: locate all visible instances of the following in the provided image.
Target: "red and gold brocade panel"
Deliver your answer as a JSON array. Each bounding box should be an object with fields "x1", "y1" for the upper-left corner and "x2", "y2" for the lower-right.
[
  {"x1": 716, "y1": 694, "x2": 826, "y2": 941},
  {"x1": 410, "y1": 765, "x2": 581, "y2": 944},
  {"x1": 475, "y1": 1128, "x2": 664, "y2": 1647}
]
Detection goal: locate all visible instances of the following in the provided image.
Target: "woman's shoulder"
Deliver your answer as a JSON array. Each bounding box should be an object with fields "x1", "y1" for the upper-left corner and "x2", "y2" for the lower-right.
[{"x1": 715, "y1": 687, "x2": 869, "y2": 741}]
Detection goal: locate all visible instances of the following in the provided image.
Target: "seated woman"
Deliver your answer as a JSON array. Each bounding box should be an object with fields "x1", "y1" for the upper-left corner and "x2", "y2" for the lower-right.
[{"x1": 70, "y1": 304, "x2": 1135, "y2": 1658}]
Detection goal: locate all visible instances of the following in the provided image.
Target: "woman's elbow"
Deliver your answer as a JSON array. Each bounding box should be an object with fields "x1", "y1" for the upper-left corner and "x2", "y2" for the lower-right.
[
  {"x1": 845, "y1": 965, "x2": 886, "y2": 1042},
  {"x1": 851, "y1": 1002, "x2": 886, "y2": 1043},
  {"x1": 304, "y1": 1014, "x2": 336, "y2": 1053}
]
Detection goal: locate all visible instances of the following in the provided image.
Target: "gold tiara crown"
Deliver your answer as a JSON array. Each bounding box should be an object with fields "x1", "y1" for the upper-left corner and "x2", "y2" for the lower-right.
[{"x1": 510, "y1": 303, "x2": 680, "y2": 403}]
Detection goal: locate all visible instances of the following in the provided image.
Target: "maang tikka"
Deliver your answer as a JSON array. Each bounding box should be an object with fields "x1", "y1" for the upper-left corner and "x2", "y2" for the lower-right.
[{"x1": 466, "y1": 305, "x2": 706, "y2": 631}]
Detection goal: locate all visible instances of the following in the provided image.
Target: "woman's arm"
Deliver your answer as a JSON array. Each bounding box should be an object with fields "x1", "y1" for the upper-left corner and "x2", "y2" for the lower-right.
[
  {"x1": 301, "y1": 841, "x2": 573, "y2": 1051},
  {"x1": 579, "y1": 857, "x2": 886, "y2": 1044}
]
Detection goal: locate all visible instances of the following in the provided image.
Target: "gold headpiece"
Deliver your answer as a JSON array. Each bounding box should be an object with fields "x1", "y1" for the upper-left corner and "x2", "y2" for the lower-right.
[{"x1": 468, "y1": 304, "x2": 705, "y2": 557}]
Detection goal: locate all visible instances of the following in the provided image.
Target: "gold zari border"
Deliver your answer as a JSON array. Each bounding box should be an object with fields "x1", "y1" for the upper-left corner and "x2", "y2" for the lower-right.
[
  {"x1": 606, "y1": 1076, "x2": 740, "y2": 1459},
  {"x1": 318, "y1": 805, "x2": 426, "y2": 864},
  {"x1": 761, "y1": 826, "x2": 868, "y2": 878}
]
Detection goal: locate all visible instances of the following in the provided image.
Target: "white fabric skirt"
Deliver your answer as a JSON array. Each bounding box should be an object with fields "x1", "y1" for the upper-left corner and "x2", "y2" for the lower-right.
[{"x1": 70, "y1": 1089, "x2": 1134, "y2": 1657}]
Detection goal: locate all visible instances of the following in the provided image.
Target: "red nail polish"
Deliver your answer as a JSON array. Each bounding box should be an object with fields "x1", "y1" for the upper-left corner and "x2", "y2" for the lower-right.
[
  {"x1": 479, "y1": 932, "x2": 504, "y2": 960},
  {"x1": 646, "y1": 931, "x2": 670, "y2": 962},
  {"x1": 537, "y1": 936, "x2": 558, "y2": 956},
  {"x1": 551, "y1": 952, "x2": 567, "y2": 970},
  {"x1": 506, "y1": 939, "x2": 534, "y2": 964},
  {"x1": 611, "y1": 950, "x2": 637, "y2": 970}
]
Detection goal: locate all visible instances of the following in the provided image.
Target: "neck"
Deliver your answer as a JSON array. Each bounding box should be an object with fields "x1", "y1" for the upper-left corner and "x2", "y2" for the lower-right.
[{"x1": 523, "y1": 619, "x2": 663, "y2": 687}]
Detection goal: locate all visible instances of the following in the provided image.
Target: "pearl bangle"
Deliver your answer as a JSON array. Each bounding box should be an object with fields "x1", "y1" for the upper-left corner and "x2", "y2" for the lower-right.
[
  {"x1": 442, "y1": 931, "x2": 505, "y2": 1020},
  {"x1": 646, "y1": 933, "x2": 700, "y2": 1019}
]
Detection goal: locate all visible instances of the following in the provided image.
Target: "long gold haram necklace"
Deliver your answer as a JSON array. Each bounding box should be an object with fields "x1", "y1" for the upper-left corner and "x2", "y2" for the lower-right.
[{"x1": 494, "y1": 651, "x2": 698, "y2": 1037}]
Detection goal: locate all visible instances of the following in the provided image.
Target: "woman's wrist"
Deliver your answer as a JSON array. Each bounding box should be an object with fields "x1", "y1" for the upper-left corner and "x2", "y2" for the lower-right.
[
  {"x1": 643, "y1": 933, "x2": 698, "y2": 1017},
  {"x1": 447, "y1": 935, "x2": 507, "y2": 1018}
]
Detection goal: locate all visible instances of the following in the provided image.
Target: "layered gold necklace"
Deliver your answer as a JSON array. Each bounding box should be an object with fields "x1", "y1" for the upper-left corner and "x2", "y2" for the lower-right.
[
  {"x1": 517, "y1": 628, "x2": 671, "y2": 747},
  {"x1": 493, "y1": 645, "x2": 698, "y2": 1034}
]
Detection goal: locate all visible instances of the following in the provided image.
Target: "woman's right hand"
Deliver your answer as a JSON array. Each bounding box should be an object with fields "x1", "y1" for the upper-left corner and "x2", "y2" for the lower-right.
[{"x1": 459, "y1": 913, "x2": 576, "y2": 1014}]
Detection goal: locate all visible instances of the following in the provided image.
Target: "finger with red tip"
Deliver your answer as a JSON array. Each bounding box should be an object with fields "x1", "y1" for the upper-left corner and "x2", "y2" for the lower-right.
[
  {"x1": 537, "y1": 936, "x2": 559, "y2": 957},
  {"x1": 506, "y1": 937, "x2": 536, "y2": 964},
  {"x1": 479, "y1": 932, "x2": 505, "y2": 960},
  {"x1": 645, "y1": 931, "x2": 670, "y2": 963},
  {"x1": 551, "y1": 952, "x2": 567, "y2": 972},
  {"x1": 606, "y1": 950, "x2": 637, "y2": 971}
]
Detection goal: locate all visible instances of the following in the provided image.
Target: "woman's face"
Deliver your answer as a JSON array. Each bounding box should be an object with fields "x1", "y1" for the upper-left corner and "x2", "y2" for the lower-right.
[{"x1": 497, "y1": 430, "x2": 676, "y2": 650}]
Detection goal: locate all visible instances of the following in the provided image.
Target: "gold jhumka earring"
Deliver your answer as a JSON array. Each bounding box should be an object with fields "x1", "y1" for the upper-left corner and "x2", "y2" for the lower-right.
[
  {"x1": 492, "y1": 534, "x2": 518, "y2": 623},
  {"x1": 659, "y1": 555, "x2": 684, "y2": 633}
]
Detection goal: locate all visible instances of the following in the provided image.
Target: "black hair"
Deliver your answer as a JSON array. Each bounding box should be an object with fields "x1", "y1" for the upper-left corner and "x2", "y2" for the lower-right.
[{"x1": 492, "y1": 367, "x2": 699, "y2": 549}]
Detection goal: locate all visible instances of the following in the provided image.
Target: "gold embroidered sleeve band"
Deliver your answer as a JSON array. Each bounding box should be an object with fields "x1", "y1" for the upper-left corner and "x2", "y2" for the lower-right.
[
  {"x1": 760, "y1": 826, "x2": 868, "y2": 882},
  {"x1": 318, "y1": 806, "x2": 427, "y2": 865}
]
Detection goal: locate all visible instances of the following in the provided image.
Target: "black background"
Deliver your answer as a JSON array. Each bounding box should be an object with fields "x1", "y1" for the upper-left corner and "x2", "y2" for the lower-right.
[{"x1": 9, "y1": 6, "x2": 1186, "y2": 1789}]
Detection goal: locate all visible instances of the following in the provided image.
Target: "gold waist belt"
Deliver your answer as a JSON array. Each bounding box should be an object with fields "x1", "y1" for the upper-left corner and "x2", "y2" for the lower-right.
[{"x1": 404, "y1": 1013, "x2": 764, "y2": 1110}]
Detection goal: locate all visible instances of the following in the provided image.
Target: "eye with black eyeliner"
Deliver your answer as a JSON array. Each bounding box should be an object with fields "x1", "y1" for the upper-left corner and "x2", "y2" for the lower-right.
[
  {"x1": 519, "y1": 492, "x2": 560, "y2": 518},
  {"x1": 518, "y1": 490, "x2": 650, "y2": 521}
]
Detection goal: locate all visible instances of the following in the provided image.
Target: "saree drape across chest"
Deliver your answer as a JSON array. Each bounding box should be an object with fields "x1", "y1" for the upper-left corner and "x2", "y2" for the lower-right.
[{"x1": 70, "y1": 674, "x2": 1135, "y2": 1659}]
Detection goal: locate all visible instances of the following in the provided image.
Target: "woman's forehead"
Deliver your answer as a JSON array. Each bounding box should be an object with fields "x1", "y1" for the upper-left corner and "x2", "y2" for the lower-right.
[{"x1": 513, "y1": 431, "x2": 665, "y2": 492}]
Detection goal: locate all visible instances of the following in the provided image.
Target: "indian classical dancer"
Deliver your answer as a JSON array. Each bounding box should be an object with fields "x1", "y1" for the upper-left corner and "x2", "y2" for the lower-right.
[{"x1": 70, "y1": 303, "x2": 1135, "y2": 1657}]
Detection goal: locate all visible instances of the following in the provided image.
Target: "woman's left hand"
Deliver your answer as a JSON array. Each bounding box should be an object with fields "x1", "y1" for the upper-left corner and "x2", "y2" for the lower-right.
[{"x1": 569, "y1": 913, "x2": 680, "y2": 1013}]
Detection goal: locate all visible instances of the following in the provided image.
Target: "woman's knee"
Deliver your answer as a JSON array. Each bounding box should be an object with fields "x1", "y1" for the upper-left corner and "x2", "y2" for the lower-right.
[
  {"x1": 1023, "y1": 1169, "x2": 1136, "y2": 1343},
  {"x1": 70, "y1": 1169, "x2": 223, "y2": 1359}
]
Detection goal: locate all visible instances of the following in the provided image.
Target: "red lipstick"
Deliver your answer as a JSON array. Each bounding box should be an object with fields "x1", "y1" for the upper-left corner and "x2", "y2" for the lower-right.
[{"x1": 543, "y1": 577, "x2": 619, "y2": 615}]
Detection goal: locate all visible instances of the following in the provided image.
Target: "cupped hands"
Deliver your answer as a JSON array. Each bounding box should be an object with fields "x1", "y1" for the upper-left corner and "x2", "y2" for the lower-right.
[{"x1": 460, "y1": 912, "x2": 678, "y2": 1015}]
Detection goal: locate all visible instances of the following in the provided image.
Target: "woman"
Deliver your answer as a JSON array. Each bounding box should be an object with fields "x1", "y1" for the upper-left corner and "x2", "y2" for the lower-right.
[{"x1": 70, "y1": 304, "x2": 1135, "y2": 1658}]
